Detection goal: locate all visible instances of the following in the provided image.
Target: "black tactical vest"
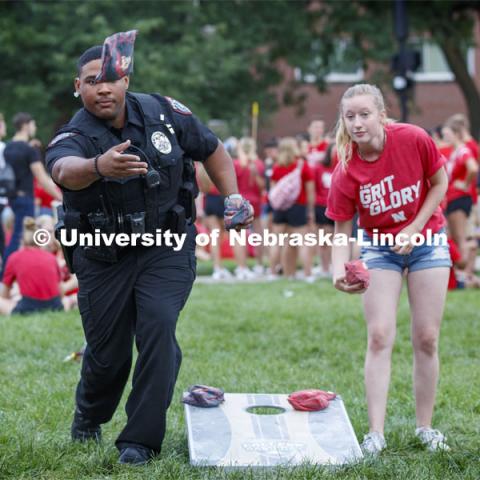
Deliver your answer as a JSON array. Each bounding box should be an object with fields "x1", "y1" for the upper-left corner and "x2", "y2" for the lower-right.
[{"x1": 58, "y1": 93, "x2": 185, "y2": 227}]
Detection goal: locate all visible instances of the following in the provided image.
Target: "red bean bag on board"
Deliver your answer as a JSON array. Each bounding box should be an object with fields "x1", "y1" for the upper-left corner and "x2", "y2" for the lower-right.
[{"x1": 288, "y1": 389, "x2": 337, "y2": 412}]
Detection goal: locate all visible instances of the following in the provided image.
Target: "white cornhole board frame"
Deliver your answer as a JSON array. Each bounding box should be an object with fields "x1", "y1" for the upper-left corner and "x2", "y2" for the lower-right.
[{"x1": 184, "y1": 392, "x2": 363, "y2": 467}]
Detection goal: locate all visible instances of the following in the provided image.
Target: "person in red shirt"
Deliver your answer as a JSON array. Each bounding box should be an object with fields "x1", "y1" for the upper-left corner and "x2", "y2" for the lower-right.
[
  {"x1": 304, "y1": 119, "x2": 332, "y2": 278},
  {"x1": 442, "y1": 118, "x2": 478, "y2": 263},
  {"x1": 270, "y1": 137, "x2": 315, "y2": 279},
  {"x1": 444, "y1": 114, "x2": 480, "y2": 276},
  {"x1": 313, "y1": 144, "x2": 338, "y2": 277},
  {"x1": 446, "y1": 114, "x2": 479, "y2": 163},
  {"x1": 306, "y1": 119, "x2": 329, "y2": 168},
  {"x1": 0, "y1": 216, "x2": 64, "y2": 314},
  {"x1": 232, "y1": 137, "x2": 265, "y2": 279},
  {"x1": 196, "y1": 163, "x2": 232, "y2": 280},
  {"x1": 326, "y1": 84, "x2": 451, "y2": 455},
  {"x1": 36, "y1": 214, "x2": 78, "y2": 310},
  {"x1": 260, "y1": 138, "x2": 278, "y2": 267}
]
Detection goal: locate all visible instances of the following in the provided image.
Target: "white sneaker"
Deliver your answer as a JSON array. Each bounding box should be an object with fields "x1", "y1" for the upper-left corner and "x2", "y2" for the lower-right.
[
  {"x1": 252, "y1": 264, "x2": 265, "y2": 277},
  {"x1": 415, "y1": 427, "x2": 450, "y2": 452},
  {"x1": 304, "y1": 275, "x2": 316, "y2": 284},
  {"x1": 234, "y1": 267, "x2": 256, "y2": 280},
  {"x1": 265, "y1": 273, "x2": 279, "y2": 281},
  {"x1": 312, "y1": 265, "x2": 323, "y2": 276},
  {"x1": 312, "y1": 266, "x2": 331, "y2": 279},
  {"x1": 212, "y1": 268, "x2": 233, "y2": 280},
  {"x1": 360, "y1": 432, "x2": 386, "y2": 456}
]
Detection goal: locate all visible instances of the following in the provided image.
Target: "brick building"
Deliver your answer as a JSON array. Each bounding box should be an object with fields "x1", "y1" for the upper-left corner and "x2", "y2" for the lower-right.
[{"x1": 258, "y1": 19, "x2": 480, "y2": 145}]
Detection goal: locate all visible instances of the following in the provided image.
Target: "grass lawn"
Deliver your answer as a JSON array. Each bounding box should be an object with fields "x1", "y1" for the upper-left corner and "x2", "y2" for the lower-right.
[{"x1": 0, "y1": 279, "x2": 478, "y2": 479}]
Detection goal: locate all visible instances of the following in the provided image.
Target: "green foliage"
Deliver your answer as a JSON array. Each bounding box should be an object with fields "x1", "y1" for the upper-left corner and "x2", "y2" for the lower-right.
[
  {"x1": 0, "y1": 280, "x2": 479, "y2": 478},
  {"x1": 0, "y1": 0, "x2": 311, "y2": 142},
  {"x1": 0, "y1": 0, "x2": 479, "y2": 143}
]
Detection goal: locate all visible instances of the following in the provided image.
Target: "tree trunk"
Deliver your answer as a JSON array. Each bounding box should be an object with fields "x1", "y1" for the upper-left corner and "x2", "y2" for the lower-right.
[{"x1": 439, "y1": 36, "x2": 480, "y2": 140}]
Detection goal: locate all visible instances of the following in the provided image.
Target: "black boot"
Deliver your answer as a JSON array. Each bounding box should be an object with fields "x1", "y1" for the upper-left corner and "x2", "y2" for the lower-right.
[
  {"x1": 71, "y1": 408, "x2": 101, "y2": 442},
  {"x1": 118, "y1": 445, "x2": 154, "y2": 465}
]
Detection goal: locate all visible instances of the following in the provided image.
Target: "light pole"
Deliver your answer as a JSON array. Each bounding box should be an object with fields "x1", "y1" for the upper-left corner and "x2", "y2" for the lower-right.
[{"x1": 392, "y1": 0, "x2": 420, "y2": 123}]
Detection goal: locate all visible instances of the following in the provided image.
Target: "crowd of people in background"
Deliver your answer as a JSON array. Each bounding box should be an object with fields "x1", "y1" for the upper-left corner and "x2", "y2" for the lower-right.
[
  {"x1": 196, "y1": 114, "x2": 480, "y2": 290},
  {"x1": 0, "y1": 111, "x2": 77, "y2": 315},
  {"x1": 0, "y1": 108, "x2": 478, "y2": 316}
]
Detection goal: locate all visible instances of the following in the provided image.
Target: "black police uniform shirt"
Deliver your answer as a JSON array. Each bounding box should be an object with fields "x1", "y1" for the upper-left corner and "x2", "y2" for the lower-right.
[
  {"x1": 45, "y1": 93, "x2": 218, "y2": 177},
  {"x1": 4, "y1": 141, "x2": 41, "y2": 196}
]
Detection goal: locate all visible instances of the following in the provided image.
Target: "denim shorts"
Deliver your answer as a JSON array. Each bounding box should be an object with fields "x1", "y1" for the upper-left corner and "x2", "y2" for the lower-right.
[{"x1": 359, "y1": 228, "x2": 452, "y2": 273}]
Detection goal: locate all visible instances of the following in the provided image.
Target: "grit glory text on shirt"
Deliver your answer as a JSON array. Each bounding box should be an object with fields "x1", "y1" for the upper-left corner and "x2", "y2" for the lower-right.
[
  {"x1": 325, "y1": 123, "x2": 447, "y2": 236},
  {"x1": 359, "y1": 174, "x2": 421, "y2": 223}
]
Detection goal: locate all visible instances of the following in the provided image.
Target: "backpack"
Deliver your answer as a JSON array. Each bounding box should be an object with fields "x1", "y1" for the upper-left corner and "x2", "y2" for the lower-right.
[
  {"x1": 0, "y1": 143, "x2": 16, "y2": 198},
  {"x1": 268, "y1": 160, "x2": 303, "y2": 211}
]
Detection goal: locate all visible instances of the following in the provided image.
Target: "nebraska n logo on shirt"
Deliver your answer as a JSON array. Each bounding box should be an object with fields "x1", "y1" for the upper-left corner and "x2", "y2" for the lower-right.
[{"x1": 359, "y1": 175, "x2": 421, "y2": 223}]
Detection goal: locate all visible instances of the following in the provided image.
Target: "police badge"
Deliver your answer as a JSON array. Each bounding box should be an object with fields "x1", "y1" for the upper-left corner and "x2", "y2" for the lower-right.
[{"x1": 151, "y1": 131, "x2": 172, "y2": 154}]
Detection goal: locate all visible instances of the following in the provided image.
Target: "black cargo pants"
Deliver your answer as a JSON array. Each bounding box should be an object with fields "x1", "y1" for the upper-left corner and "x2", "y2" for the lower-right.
[{"x1": 72, "y1": 225, "x2": 196, "y2": 453}]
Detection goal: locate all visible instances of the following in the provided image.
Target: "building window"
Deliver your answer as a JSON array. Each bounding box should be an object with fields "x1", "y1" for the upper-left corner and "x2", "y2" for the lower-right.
[
  {"x1": 412, "y1": 41, "x2": 475, "y2": 82},
  {"x1": 294, "y1": 39, "x2": 364, "y2": 84}
]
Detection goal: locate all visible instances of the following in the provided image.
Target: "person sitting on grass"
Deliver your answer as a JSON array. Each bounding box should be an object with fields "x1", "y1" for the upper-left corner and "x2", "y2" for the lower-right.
[
  {"x1": 35, "y1": 214, "x2": 78, "y2": 310},
  {"x1": 0, "y1": 217, "x2": 64, "y2": 314}
]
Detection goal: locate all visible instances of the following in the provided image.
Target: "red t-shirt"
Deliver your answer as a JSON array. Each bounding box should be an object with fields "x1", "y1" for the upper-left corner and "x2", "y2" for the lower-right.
[
  {"x1": 447, "y1": 238, "x2": 461, "y2": 290},
  {"x1": 326, "y1": 123, "x2": 446, "y2": 236},
  {"x1": 233, "y1": 158, "x2": 265, "y2": 215},
  {"x1": 272, "y1": 159, "x2": 314, "y2": 205},
  {"x1": 466, "y1": 138, "x2": 479, "y2": 163},
  {"x1": 446, "y1": 145, "x2": 476, "y2": 204},
  {"x1": 3, "y1": 247, "x2": 61, "y2": 300},
  {"x1": 315, "y1": 150, "x2": 338, "y2": 206},
  {"x1": 34, "y1": 179, "x2": 56, "y2": 209},
  {"x1": 306, "y1": 141, "x2": 329, "y2": 167},
  {"x1": 466, "y1": 138, "x2": 479, "y2": 203},
  {"x1": 438, "y1": 144, "x2": 453, "y2": 160}
]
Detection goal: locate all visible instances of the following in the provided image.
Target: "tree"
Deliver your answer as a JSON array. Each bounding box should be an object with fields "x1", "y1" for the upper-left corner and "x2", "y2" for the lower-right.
[
  {"x1": 0, "y1": 0, "x2": 479, "y2": 142},
  {"x1": 312, "y1": 0, "x2": 480, "y2": 138},
  {"x1": 0, "y1": 0, "x2": 316, "y2": 141}
]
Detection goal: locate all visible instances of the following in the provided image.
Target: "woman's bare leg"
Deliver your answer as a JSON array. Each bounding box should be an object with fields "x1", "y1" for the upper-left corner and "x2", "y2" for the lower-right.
[
  {"x1": 362, "y1": 269, "x2": 403, "y2": 434},
  {"x1": 407, "y1": 267, "x2": 449, "y2": 427}
]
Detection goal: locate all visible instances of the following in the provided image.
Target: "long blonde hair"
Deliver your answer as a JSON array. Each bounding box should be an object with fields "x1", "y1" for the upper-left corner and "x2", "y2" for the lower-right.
[
  {"x1": 22, "y1": 217, "x2": 39, "y2": 247},
  {"x1": 277, "y1": 137, "x2": 300, "y2": 166},
  {"x1": 335, "y1": 83, "x2": 388, "y2": 168},
  {"x1": 238, "y1": 137, "x2": 257, "y2": 162}
]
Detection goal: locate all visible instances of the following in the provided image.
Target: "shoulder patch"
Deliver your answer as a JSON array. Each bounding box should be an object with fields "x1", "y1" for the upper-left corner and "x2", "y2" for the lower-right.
[
  {"x1": 48, "y1": 132, "x2": 78, "y2": 148},
  {"x1": 165, "y1": 96, "x2": 192, "y2": 115}
]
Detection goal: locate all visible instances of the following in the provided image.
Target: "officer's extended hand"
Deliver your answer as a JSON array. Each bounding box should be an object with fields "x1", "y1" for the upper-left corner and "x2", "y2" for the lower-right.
[
  {"x1": 96, "y1": 140, "x2": 148, "y2": 178},
  {"x1": 224, "y1": 195, "x2": 254, "y2": 230}
]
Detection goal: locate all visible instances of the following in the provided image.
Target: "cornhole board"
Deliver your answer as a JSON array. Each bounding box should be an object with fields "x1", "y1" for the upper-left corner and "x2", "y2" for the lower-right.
[{"x1": 184, "y1": 392, "x2": 362, "y2": 467}]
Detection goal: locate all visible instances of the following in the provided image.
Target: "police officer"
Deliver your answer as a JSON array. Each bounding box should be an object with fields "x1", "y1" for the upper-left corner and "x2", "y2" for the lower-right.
[{"x1": 46, "y1": 43, "x2": 253, "y2": 465}]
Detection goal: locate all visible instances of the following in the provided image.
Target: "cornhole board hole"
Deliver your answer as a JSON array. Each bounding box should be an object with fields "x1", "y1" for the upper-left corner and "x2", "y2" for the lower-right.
[{"x1": 184, "y1": 392, "x2": 362, "y2": 467}]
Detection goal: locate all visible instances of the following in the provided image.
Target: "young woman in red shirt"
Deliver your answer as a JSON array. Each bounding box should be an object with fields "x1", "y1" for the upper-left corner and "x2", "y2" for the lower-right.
[
  {"x1": 442, "y1": 117, "x2": 478, "y2": 264},
  {"x1": 270, "y1": 137, "x2": 315, "y2": 280},
  {"x1": 326, "y1": 84, "x2": 451, "y2": 455},
  {"x1": 305, "y1": 119, "x2": 333, "y2": 279},
  {"x1": 232, "y1": 137, "x2": 265, "y2": 279},
  {"x1": 443, "y1": 114, "x2": 479, "y2": 278}
]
